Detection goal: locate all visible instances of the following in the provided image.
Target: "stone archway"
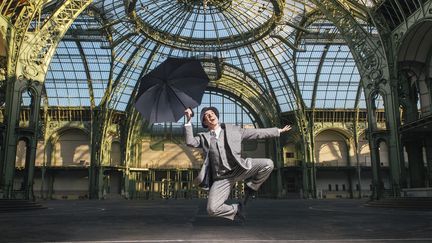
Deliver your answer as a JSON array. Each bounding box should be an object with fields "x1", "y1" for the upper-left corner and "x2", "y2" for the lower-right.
[
  {"x1": 398, "y1": 20, "x2": 432, "y2": 189},
  {"x1": 314, "y1": 129, "x2": 351, "y2": 198}
]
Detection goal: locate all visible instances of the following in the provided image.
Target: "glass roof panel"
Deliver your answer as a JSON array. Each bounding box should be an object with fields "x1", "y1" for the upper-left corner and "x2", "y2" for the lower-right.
[
  {"x1": 45, "y1": 12, "x2": 110, "y2": 107},
  {"x1": 93, "y1": 0, "x2": 311, "y2": 51},
  {"x1": 41, "y1": 0, "x2": 372, "y2": 117},
  {"x1": 297, "y1": 44, "x2": 325, "y2": 108},
  {"x1": 46, "y1": 41, "x2": 90, "y2": 106},
  {"x1": 296, "y1": 20, "x2": 363, "y2": 110},
  {"x1": 132, "y1": 0, "x2": 275, "y2": 49},
  {"x1": 87, "y1": 0, "x2": 316, "y2": 112},
  {"x1": 316, "y1": 44, "x2": 359, "y2": 109},
  {"x1": 80, "y1": 41, "x2": 111, "y2": 106}
]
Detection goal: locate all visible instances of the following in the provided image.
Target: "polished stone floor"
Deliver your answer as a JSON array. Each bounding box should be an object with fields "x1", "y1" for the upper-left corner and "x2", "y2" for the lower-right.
[{"x1": 1, "y1": 198, "x2": 432, "y2": 242}]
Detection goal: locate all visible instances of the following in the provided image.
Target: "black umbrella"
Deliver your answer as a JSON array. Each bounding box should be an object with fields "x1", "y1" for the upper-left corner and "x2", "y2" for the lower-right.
[{"x1": 134, "y1": 57, "x2": 209, "y2": 123}]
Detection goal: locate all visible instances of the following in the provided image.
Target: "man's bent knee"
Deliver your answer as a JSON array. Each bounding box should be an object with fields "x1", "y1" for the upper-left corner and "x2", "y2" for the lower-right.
[
  {"x1": 207, "y1": 204, "x2": 221, "y2": 217},
  {"x1": 260, "y1": 159, "x2": 274, "y2": 172},
  {"x1": 265, "y1": 159, "x2": 274, "y2": 169}
]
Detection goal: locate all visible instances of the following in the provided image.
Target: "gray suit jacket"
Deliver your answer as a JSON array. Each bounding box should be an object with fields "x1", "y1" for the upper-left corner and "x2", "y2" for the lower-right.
[{"x1": 184, "y1": 123, "x2": 279, "y2": 189}]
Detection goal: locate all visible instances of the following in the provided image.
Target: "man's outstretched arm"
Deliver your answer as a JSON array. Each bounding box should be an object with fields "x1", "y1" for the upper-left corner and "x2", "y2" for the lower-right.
[
  {"x1": 241, "y1": 124, "x2": 292, "y2": 140},
  {"x1": 184, "y1": 108, "x2": 201, "y2": 148}
]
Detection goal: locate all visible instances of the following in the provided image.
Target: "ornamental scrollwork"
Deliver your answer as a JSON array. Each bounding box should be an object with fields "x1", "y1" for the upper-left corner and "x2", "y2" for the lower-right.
[
  {"x1": 8, "y1": 1, "x2": 44, "y2": 77},
  {"x1": 0, "y1": 24, "x2": 6, "y2": 42},
  {"x1": 37, "y1": 120, "x2": 45, "y2": 139},
  {"x1": 313, "y1": 123, "x2": 322, "y2": 132},
  {"x1": 48, "y1": 122, "x2": 58, "y2": 129},
  {"x1": 18, "y1": 0, "x2": 92, "y2": 81},
  {"x1": 392, "y1": 32, "x2": 404, "y2": 49},
  {"x1": 0, "y1": 56, "x2": 6, "y2": 80}
]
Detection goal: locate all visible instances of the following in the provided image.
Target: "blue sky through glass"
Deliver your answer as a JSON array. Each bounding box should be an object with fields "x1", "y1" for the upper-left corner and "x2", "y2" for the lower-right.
[{"x1": 43, "y1": 2, "x2": 366, "y2": 114}]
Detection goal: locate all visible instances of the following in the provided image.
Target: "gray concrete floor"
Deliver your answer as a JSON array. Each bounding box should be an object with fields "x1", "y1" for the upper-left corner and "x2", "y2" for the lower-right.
[{"x1": 1, "y1": 199, "x2": 432, "y2": 242}]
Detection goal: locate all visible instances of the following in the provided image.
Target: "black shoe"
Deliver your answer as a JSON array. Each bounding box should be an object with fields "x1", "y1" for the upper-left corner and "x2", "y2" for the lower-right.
[
  {"x1": 243, "y1": 186, "x2": 257, "y2": 206},
  {"x1": 235, "y1": 202, "x2": 246, "y2": 222}
]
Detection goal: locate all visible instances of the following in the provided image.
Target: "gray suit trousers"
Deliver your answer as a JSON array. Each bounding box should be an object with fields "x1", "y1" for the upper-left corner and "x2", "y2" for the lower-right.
[{"x1": 206, "y1": 158, "x2": 274, "y2": 220}]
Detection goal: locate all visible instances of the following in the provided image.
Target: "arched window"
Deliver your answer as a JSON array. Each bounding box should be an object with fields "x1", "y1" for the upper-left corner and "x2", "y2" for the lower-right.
[
  {"x1": 315, "y1": 130, "x2": 348, "y2": 167},
  {"x1": 358, "y1": 133, "x2": 371, "y2": 166},
  {"x1": 110, "y1": 140, "x2": 121, "y2": 166},
  {"x1": 53, "y1": 129, "x2": 90, "y2": 166},
  {"x1": 15, "y1": 139, "x2": 27, "y2": 168}
]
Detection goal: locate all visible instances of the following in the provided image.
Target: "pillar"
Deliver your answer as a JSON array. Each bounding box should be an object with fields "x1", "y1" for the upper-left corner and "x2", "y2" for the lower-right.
[
  {"x1": 405, "y1": 139, "x2": 425, "y2": 188},
  {"x1": 424, "y1": 135, "x2": 432, "y2": 187},
  {"x1": 345, "y1": 141, "x2": 354, "y2": 199},
  {"x1": 369, "y1": 138, "x2": 383, "y2": 199}
]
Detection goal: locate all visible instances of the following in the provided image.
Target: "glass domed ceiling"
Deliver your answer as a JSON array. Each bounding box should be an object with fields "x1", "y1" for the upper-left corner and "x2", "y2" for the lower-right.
[
  {"x1": 127, "y1": 0, "x2": 283, "y2": 51},
  {"x1": 42, "y1": 0, "x2": 377, "y2": 114}
]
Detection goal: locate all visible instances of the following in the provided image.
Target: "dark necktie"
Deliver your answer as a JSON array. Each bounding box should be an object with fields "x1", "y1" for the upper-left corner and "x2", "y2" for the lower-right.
[{"x1": 210, "y1": 130, "x2": 216, "y2": 139}]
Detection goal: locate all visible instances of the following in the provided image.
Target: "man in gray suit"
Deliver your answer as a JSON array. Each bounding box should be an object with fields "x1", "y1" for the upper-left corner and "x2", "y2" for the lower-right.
[{"x1": 184, "y1": 107, "x2": 291, "y2": 221}]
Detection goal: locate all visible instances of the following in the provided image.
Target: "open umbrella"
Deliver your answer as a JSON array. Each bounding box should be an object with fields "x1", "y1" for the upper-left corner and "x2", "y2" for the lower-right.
[{"x1": 134, "y1": 57, "x2": 209, "y2": 123}]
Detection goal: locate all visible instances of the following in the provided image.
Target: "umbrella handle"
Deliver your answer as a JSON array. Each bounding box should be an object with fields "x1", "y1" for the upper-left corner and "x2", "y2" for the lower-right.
[{"x1": 189, "y1": 107, "x2": 194, "y2": 117}]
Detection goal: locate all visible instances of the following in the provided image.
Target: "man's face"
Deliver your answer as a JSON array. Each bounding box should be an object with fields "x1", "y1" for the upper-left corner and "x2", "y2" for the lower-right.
[{"x1": 203, "y1": 110, "x2": 219, "y2": 129}]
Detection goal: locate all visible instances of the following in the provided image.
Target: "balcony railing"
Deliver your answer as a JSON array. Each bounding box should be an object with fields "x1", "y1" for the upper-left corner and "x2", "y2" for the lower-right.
[{"x1": 284, "y1": 160, "x2": 385, "y2": 167}]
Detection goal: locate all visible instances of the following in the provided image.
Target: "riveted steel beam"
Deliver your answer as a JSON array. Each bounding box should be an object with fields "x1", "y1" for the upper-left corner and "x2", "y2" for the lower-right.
[{"x1": 310, "y1": 0, "x2": 405, "y2": 198}]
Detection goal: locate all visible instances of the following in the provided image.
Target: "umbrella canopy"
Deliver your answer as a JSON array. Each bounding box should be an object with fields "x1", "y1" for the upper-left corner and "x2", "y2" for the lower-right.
[{"x1": 134, "y1": 57, "x2": 209, "y2": 123}]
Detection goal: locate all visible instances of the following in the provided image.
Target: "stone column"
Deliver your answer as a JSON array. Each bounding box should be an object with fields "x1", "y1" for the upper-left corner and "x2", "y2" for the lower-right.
[
  {"x1": 404, "y1": 138, "x2": 426, "y2": 188},
  {"x1": 425, "y1": 134, "x2": 432, "y2": 187}
]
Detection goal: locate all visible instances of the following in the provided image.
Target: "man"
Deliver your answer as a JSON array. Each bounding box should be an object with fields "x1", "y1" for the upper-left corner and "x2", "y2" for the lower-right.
[{"x1": 184, "y1": 107, "x2": 291, "y2": 221}]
